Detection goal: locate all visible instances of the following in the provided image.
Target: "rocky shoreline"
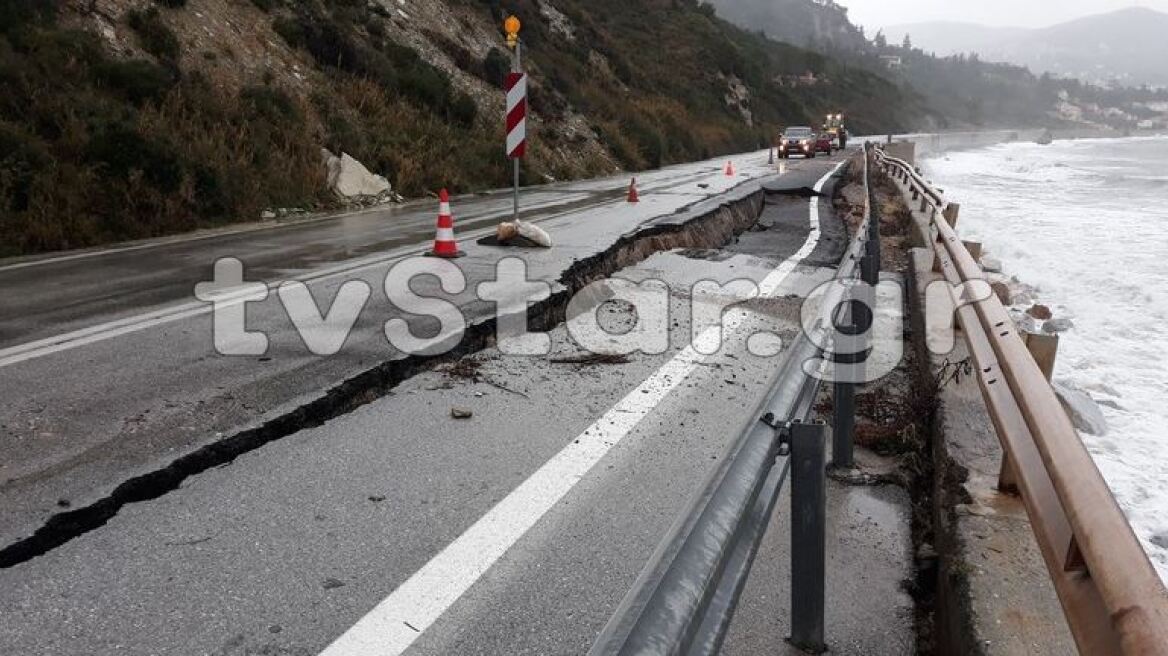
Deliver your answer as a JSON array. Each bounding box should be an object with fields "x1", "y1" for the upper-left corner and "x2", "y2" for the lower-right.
[{"x1": 979, "y1": 251, "x2": 1110, "y2": 437}]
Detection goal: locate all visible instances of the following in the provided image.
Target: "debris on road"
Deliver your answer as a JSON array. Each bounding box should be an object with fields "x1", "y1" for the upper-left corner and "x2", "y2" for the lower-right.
[
  {"x1": 549, "y1": 353, "x2": 631, "y2": 366},
  {"x1": 451, "y1": 406, "x2": 474, "y2": 419},
  {"x1": 438, "y1": 358, "x2": 529, "y2": 398},
  {"x1": 441, "y1": 359, "x2": 483, "y2": 380},
  {"x1": 490, "y1": 220, "x2": 553, "y2": 248}
]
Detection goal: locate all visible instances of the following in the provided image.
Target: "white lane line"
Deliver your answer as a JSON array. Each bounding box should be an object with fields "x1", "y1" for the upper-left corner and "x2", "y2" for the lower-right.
[
  {"x1": 0, "y1": 161, "x2": 774, "y2": 370},
  {"x1": 318, "y1": 161, "x2": 844, "y2": 656}
]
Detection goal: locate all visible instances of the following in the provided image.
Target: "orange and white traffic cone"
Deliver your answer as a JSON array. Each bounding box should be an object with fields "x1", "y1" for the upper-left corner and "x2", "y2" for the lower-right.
[
  {"x1": 627, "y1": 178, "x2": 640, "y2": 203},
  {"x1": 428, "y1": 189, "x2": 464, "y2": 258},
  {"x1": 725, "y1": 161, "x2": 735, "y2": 176}
]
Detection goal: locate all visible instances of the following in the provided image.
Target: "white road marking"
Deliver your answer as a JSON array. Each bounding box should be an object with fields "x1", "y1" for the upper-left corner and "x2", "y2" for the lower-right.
[
  {"x1": 318, "y1": 162, "x2": 844, "y2": 656},
  {"x1": 0, "y1": 160, "x2": 775, "y2": 370}
]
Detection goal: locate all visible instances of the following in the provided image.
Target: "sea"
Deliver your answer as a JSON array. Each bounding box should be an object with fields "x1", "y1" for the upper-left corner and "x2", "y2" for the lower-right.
[{"x1": 922, "y1": 135, "x2": 1168, "y2": 581}]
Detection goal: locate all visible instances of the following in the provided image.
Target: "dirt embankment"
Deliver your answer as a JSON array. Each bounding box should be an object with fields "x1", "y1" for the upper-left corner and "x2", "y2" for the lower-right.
[{"x1": 823, "y1": 159, "x2": 942, "y2": 654}]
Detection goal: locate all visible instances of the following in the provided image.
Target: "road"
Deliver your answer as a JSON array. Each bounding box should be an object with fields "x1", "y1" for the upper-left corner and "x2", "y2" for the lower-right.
[
  {"x1": 0, "y1": 149, "x2": 888, "y2": 655},
  {"x1": 0, "y1": 149, "x2": 843, "y2": 554}
]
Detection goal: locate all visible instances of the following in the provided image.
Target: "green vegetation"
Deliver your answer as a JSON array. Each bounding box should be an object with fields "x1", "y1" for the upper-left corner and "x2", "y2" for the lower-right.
[{"x1": 0, "y1": 1, "x2": 321, "y2": 255}]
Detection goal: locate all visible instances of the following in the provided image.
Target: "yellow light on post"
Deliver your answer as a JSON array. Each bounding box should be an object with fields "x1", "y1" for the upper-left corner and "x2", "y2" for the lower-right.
[{"x1": 504, "y1": 15, "x2": 521, "y2": 48}]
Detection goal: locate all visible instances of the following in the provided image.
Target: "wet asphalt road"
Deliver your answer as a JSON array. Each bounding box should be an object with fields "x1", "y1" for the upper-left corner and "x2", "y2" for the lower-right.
[
  {"x1": 0, "y1": 149, "x2": 846, "y2": 557},
  {"x1": 0, "y1": 155, "x2": 859, "y2": 656},
  {"x1": 0, "y1": 166, "x2": 721, "y2": 348}
]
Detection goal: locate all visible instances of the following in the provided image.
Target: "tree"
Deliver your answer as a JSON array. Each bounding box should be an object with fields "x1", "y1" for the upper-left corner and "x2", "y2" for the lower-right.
[
  {"x1": 874, "y1": 30, "x2": 886, "y2": 49},
  {"x1": 902, "y1": 33, "x2": 912, "y2": 50}
]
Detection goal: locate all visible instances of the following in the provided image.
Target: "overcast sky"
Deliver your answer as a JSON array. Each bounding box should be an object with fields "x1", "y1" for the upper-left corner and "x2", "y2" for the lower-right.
[{"x1": 839, "y1": 0, "x2": 1168, "y2": 30}]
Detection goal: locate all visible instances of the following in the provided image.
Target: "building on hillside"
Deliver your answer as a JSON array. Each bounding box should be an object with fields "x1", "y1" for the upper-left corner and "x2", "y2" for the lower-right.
[{"x1": 879, "y1": 55, "x2": 902, "y2": 70}]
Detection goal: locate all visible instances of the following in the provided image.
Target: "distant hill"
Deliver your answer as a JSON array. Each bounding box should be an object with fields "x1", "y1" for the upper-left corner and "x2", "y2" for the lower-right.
[
  {"x1": 885, "y1": 7, "x2": 1168, "y2": 87},
  {"x1": 705, "y1": 0, "x2": 870, "y2": 52}
]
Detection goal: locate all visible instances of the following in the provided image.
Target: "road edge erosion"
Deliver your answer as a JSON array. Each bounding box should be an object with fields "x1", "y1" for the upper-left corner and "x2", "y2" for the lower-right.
[{"x1": 0, "y1": 165, "x2": 848, "y2": 569}]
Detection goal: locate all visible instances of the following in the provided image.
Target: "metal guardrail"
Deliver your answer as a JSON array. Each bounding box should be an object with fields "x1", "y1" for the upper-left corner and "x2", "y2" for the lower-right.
[
  {"x1": 589, "y1": 148, "x2": 881, "y2": 655},
  {"x1": 873, "y1": 147, "x2": 1168, "y2": 655}
]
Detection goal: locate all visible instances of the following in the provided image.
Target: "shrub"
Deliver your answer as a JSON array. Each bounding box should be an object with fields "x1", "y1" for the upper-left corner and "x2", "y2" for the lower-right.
[
  {"x1": 483, "y1": 48, "x2": 510, "y2": 88},
  {"x1": 0, "y1": 121, "x2": 49, "y2": 213},
  {"x1": 84, "y1": 123, "x2": 182, "y2": 193},
  {"x1": 95, "y1": 59, "x2": 176, "y2": 105},
  {"x1": 240, "y1": 85, "x2": 299, "y2": 124},
  {"x1": 450, "y1": 92, "x2": 478, "y2": 127},
  {"x1": 127, "y1": 8, "x2": 180, "y2": 62},
  {"x1": 0, "y1": 0, "x2": 58, "y2": 35}
]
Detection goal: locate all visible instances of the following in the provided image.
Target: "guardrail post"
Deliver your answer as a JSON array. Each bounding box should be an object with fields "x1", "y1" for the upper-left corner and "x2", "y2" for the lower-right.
[
  {"x1": 1024, "y1": 332, "x2": 1059, "y2": 381},
  {"x1": 832, "y1": 371, "x2": 855, "y2": 469},
  {"x1": 942, "y1": 203, "x2": 960, "y2": 228},
  {"x1": 963, "y1": 240, "x2": 983, "y2": 263},
  {"x1": 790, "y1": 421, "x2": 827, "y2": 654}
]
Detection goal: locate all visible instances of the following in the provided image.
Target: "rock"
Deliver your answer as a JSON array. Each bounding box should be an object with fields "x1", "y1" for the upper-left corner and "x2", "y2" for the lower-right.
[
  {"x1": 990, "y1": 281, "x2": 1011, "y2": 305},
  {"x1": 1043, "y1": 318, "x2": 1074, "y2": 333},
  {"x1": 1026, "y1": 304, "x2": 1053, "y2": 320},
  {"x1": 451, "y1": 406, "x2": 473, "y2": 419},
  {"x1": 322, "y1": 578, "x2": 346, "y2": 590},
  {"x1": 1054, "y1": 382, "x2": 1108, "y2": 436},
  {"x1": 515, "y1": 220, "x2": 553, "y2": 248},
  {"x1": 496, "y1": 221, "x2": 519, "y2": 242},
  {"x1": 980, "y1": 256, "x2": 1003, "y2": 273},
  {"x1": 324, "y1": 150, "x2": 392, "y2": 200},
  {"x1": 1010, "y1": 290, "x2": 1034, "y2": 306}
]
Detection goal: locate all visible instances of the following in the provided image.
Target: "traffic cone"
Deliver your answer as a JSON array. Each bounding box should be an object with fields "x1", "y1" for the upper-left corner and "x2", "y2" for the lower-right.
[
  {"x1": 428, "y1": 189, "x2": 464, "y2": 258},
  {"x1": 627, "y1": 178, "x2": 640, "y2": 203},
  {"x1": 725, "y1": 161, "x2": 735, "y2": 176}
]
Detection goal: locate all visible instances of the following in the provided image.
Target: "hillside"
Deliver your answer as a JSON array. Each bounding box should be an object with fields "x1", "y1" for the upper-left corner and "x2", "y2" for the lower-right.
[
  {"x1": 885, "y1": 8, "x2": 1168, "y2": 87},
  {"x1": 704, "y1": 0, "x2": 869, "y2": 52},
  {"x1": 0, "y1": 0, "x2": 930, "y2": 256}
]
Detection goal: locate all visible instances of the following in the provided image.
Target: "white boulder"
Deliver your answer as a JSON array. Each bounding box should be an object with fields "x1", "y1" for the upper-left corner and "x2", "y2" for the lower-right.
[
  {"x1": 1054, "y1": 381, "x2": 1108, "y2": 436},
  {"x1": 322, "y1": 149, "x2": 392, "y2": 201},
  {"x1": 515, "y1": 220, "x2": 553, "y2": 248}
]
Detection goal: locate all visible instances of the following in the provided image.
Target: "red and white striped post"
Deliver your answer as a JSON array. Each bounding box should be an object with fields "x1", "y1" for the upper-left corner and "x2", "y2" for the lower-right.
[
  {"x1": 504, "y1": 16, "x2": 526, "y2": 223},
  {"x1": 505, "y1": 73, "x2": 527, "y2": 161}
]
